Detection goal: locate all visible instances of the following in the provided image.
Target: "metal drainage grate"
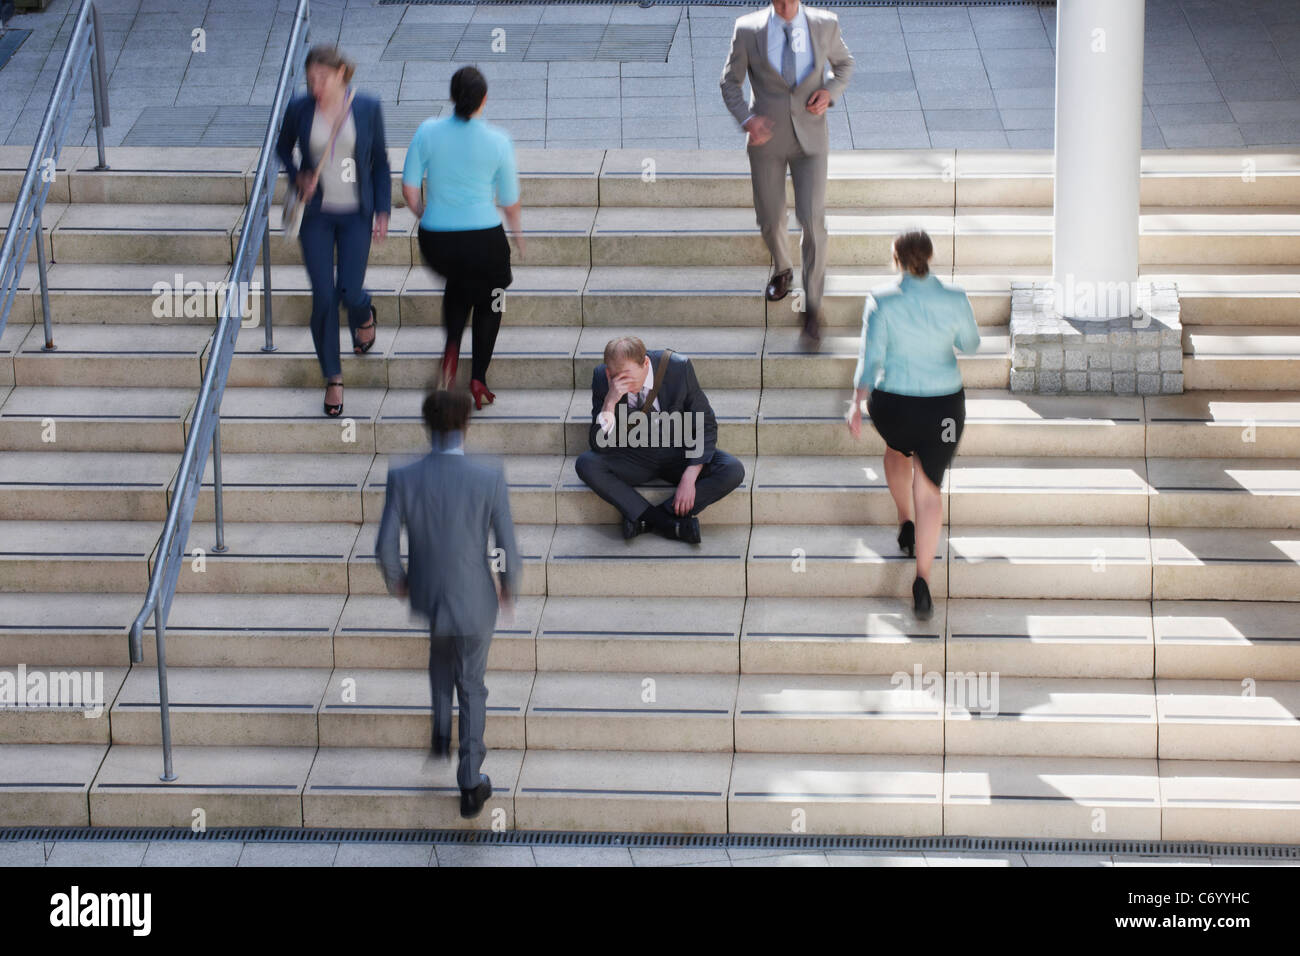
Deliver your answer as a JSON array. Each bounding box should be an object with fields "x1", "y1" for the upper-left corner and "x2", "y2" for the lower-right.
[
  {"x1": 2, "y1": 826, "x2": 1296, "y2": 858},
  {"x1": 382, "y1": 22, "x2": 677, "y2": 62}
]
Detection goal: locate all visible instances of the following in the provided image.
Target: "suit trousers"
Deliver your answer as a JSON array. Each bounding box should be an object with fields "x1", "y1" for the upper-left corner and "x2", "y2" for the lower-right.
[
  {"x1": 428, "y1": 625, "x2": 492, "y2": 791},
  {"x1": 299, "y1": 207, "x2": 374, "y2": 380},
  {"x1": 747, "y1": 121, "x2": 829, "y2": 317},
  {"x1": 575, "y1": 447, "x2": 745, "y2": 521}
]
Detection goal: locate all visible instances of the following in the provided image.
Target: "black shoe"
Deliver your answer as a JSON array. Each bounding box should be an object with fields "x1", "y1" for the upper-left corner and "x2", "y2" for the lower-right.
[
  {"x1": 460, "y1": 775, "x2": 492, "y2": 819},
  {"x1": 432, "y1": 736, "x2": 451, "y2": 760},
  {"x1": 622, "y1": 516, "x2": 647, "y2": 539},
  {"x1": 912, "y1": 576, "x2": 933, "y2": 621},
  {"x1": 651, "y1": 504, "x2": 701, "y2": 544},
  {"x1": 897, "y1": 520, "x2": 915, "y2": 557},
  {"x1": 765, "y1": 268, "x2": 793, "y2": 301}
]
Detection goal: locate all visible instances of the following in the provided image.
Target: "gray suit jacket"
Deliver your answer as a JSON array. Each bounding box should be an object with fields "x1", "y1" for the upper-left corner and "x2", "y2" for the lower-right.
[
  {"x1": 375, "y1": 445, "x2": 520, "y2": 638},
  {"x1": 720, "y1": 3, "x2": 855, "y2": 154}
]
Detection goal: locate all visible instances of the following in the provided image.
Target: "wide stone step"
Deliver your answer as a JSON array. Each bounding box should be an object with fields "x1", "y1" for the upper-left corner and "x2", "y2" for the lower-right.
[
  {"x1": 945, "y1": 677, "x2": 1158, "y2": 758},
  {"x1": 0, "y1": 450, "x2": 176, "y2": 521},
  {"x1": 12, "y1": 323, "x2": 212, "y2": 388},
  {"x1": 734, "y1": 674, "x2": 943, "y2": 754},
  {"x1": 0, "y1": 743, "x2": 108, "y2": 826},
  {"x1": 946, "y1": 598, "x2": 1155, "y2": 679},
  {"x1": 109, "y1": 666, "x2": 331, "y2": 747},
  {"x1": 0, "y1": 385, "x2": 193, "y2": 452},
  {"x1": 1150, "y1": 527, "x2": 1300, "y2": 600},
  {"x1": 0, "y1": 665, "x2": 127, "y2": 744},
  {"x1": 943, "y1": 755, "x2": 1162, "y2": 839},
  {"x1": 1156, "y1": 679, "x2": 1300, "y2": 762},
  {"x1": 947, "y1": 456, "x2": 1151, "y2": 526},
  {"x1": 535, "y1": 595, "x2": 743, "y2": 673},
  {"x1": 1145, "y1": 391, "x2": 1300, "y2": 458},
  {"x1": 87, "y1": 744, "x2": 315, "y2": 827},
  {"x1": 758, "y1": 389, "x2": 1148, "y2": 458},
  {"x1": 1154, "y1": 600, "x2": 1300, "y2": 680},
  {"x1": 544, "y1": 522, "x2": 749, "y2": 597},
  {"x1": 302, "y1": 747, "x2": 524, "y2": 830},
  {"x1": 49, "y1": 202, "x2": 242, "y2": 265},
  {"x1": 0, "y1": 520, "x2": 159, "y2": 592},
  {"x1": 1184, "y1": 326, "x2": 1300, "y2": 390},
  {"x1": 947, "y1": 525, "x2": 1152, "y2": 599},
  {"x1": 316, "y1": 668, "x2": 534, "y2": 750},
  {"x1": 512, "y1": 749, "x2": 732, "y2": 832},
  {"x1": 524, "y1": 671, "x2": 737, "y2": 751},
  {"x1": 1147, "y1": 457, "x2": 1300, "y2": 527},
  {"x1": 1158, "y1": 760, "x2": 1300, "y2": 843},
  {"x1": 1149, "y1": 266, "x2": 1300, "y2": 326},
  {"x1": 746, "y1": 523, "x2": 948, "y2": 598}
]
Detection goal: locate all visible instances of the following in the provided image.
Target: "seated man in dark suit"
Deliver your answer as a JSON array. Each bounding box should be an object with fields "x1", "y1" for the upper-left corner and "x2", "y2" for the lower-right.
[{"x1": 575, "y1": 336, "x2": 744, "y2": 544}]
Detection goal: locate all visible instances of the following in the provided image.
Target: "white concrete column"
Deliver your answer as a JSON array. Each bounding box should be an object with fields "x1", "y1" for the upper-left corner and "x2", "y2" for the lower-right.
[{"x1": 1052, "y1": 0, "x2": 1145, "y2": 319}]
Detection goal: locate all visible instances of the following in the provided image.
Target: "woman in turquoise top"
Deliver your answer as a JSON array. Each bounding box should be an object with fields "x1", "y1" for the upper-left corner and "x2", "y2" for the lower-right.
[
  {"x1": 402, "y1": 66, "x2": 525, "y2": 410},
  {"x1": 847, "y1": 230, "x2": 982, "y2": 619}
]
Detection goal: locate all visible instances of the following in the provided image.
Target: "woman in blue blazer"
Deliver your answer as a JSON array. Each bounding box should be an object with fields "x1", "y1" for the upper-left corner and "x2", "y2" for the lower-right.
[
  {"x1": 276, "y1": 45, "x2": 392, "y2": 416},
  {"x1": 847, "y1": 230, "x2": 982, "y2": 620}
]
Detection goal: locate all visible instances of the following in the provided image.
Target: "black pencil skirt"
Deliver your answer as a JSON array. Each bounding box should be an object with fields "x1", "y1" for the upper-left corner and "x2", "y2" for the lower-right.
[
  {"x1": 416, "y1": 223, "x2": 513, "y2": 296},
  {"x1": 867, "y1": 387, "x2": 967, "y2": 488}
]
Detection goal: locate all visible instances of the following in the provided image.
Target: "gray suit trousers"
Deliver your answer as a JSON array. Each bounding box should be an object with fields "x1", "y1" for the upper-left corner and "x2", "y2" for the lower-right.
[
  {"x1": 748, "y1": 117, "x2": 829, "y2": 317},
  {"x1": 429, "y1": 626, "x2": 492, "y2": 791}
]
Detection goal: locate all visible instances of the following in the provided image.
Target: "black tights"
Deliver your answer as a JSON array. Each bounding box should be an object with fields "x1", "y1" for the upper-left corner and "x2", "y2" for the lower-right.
[{"x1": 444, "y1": 281, "x2": 502, "y2": 384}]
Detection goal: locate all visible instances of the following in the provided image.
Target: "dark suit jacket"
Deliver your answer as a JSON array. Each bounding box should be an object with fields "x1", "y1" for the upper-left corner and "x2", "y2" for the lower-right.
[
  {"x1": 275, "y1": 91, "x2": 392, "y2": 221},
  {"x1": 375, "y1": 447, "x2": 519, "y2": 638},
  {"x1": 587, "y1": 349, "x2": 719, "y2": 465}
]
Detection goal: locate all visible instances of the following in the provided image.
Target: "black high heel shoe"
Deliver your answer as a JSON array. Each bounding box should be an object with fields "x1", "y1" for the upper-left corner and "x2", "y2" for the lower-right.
[
  {"x1": 912, "y1": 576, "x2": 933, "y2": 621},
  {"x1": 324, "y1": 381, "x2": 343, "y2": 418},
  {"x1": 353, "y1": 304, "x2": 378, "y2": 355},
  {"x1": 897, "y1": 520, "x2": 915, "y2": 557}
]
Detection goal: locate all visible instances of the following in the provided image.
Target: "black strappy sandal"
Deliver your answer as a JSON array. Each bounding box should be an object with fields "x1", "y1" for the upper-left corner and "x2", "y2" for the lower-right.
[
  {"x1": 354, "y1": 304, "x2": 378, "y2": 355},
  {"x1": 324, "y1": 381, "x2": 344, "y2": 418}
]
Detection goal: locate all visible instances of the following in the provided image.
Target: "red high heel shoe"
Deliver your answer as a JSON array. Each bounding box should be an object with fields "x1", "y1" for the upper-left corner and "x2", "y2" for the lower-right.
[
  {"x1": 439, "y1": 341, "x2": 459, "y2": 389},
  {"x1": 469, "y1": 379, "x2": 495, "y2": 410}
]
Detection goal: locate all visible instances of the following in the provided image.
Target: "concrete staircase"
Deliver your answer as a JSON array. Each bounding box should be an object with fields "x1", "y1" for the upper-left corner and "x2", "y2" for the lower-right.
[{"x1": 1, "y1": 144, "x2": 1299, "y2": 841}]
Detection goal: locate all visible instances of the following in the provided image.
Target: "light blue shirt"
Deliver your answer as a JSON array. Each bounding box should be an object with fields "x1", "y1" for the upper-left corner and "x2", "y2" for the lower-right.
[
  {"x1": 403, "y1": 116, "x2": 520, "y2": 232},
  {"x1": 767, "y1": 4, "x2": 813, "y2": 87},
  {"x1": 854, "y1": 273, "x2": 982, "y2": 397}
]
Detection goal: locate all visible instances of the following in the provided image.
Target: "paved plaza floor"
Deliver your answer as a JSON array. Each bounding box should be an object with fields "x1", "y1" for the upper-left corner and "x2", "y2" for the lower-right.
[{"x1": 1, "y1": 0, "x2": 1298, "y2": 150}]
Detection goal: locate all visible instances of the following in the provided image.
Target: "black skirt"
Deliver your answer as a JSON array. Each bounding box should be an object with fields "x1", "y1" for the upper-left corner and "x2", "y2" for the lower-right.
[
  {"x1": 417, "y1": 223, "x2": 513, "y2": 295},
  {"x1": 867, "y1": 387, "x2": 966, "y2": 487}
]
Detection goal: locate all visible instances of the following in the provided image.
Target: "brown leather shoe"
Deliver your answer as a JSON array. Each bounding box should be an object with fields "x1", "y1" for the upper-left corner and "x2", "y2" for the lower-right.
[
  {"x1": 799, "y1": 309, "x2": 822, "y2": 350},
  {"x1": 765, "y1": 268, "x2": 793, "y2": 301}
]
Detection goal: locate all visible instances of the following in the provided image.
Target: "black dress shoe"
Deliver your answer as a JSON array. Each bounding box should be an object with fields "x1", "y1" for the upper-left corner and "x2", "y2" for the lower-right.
[
  {"x1": 897, "y1": 520, "x2": 915, "y2": 557},
  {"x1": 765, "y1": 268, "x2": 793, "y2": 301},
  {"x1": 912, "y1": 576, "x2": 933, "y2": 621},
  {"x1": 622, "y1": 516, "x2": 647, "y2": 540},
  {"x1": 460, "y1": 775, "x2": 492, "y2": 819},
  {"x1": 651, "y1": 505, "x2": 701, "y2": 544}
]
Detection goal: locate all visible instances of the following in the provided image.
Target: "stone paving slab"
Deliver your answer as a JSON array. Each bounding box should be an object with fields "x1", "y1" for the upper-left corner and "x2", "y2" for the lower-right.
[{"x1": 1, "y1": 2, "x2": 1296, "y2": 149}]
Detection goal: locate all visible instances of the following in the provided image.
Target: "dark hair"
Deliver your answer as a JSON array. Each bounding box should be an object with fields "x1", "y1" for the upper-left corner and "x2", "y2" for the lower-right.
[
  {"x1": 422, "y1": 389, "x2": 472, "y2": 434},
  {"x1": 305, "y1": 44, "x2": 355, "y2": 84},
  {"x1": 893, "y1": 230, "x2": 933, "y2": 277},
  {"x1": 450, "y1": 66, "x2": 487, "y2": 120}
]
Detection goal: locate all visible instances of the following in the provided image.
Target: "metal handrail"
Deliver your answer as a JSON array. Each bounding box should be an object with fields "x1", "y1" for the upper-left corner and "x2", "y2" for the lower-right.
[
  {"x1": 0, "y1": 0, "x2": 109, "y2": 349},
  {"x1": 128, "y1": 0, "x2": 311, "y2": 781}
]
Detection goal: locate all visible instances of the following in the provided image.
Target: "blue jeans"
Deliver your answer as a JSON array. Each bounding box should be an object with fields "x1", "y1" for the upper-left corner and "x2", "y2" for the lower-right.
[{"x1": 298, "y1": 207, "x2": 373, "y2": 380}]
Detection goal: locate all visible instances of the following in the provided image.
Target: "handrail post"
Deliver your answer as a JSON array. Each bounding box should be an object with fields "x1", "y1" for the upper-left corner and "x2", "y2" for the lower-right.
[
  {"x1": 88, "y1": 3, "x2": 110, "y2": 170},
  {"x1": 211, "y1": 419, "x2": 227, "y2": 553},
  {"x1": 34, "y1": 227, "x2": 55, "y2": 352},
  {"x1": 261, "y1": 210, "x2": 276, "y2": 352},
  {"x1": 154, "y1": 612, "x2": 176, "y2": 782}
]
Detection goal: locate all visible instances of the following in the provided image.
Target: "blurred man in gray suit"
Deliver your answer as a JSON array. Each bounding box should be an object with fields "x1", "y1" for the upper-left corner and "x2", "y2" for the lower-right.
[
  {"x1": 376, "y1": 388, "x2": 519, "y2": 819},
  {"x1": 721, "y1": 0, "x2": 854, "y2": 348}
]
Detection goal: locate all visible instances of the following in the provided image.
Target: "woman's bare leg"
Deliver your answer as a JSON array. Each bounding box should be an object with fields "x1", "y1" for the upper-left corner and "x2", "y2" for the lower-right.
[
  {"x1": 883, "y1": 446, "x2": 914, "y2": 524},
  {"x1": 912, "y1": 465, "x2": 943, "y2": 582}
]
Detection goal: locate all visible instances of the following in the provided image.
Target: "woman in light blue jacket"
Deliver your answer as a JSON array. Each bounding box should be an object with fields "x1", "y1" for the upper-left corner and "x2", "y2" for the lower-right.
[{"x1": 847, "y1": 231, "x2": 981, "y2": 619}]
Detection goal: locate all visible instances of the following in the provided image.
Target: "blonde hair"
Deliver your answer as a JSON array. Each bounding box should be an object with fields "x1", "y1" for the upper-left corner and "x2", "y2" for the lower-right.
[
  {"x1": 305, "y1": 44, "x2": 355, "y2": 84},
  {"x1": 603, "y1": 336, "x2": 647, "y2": 369}
]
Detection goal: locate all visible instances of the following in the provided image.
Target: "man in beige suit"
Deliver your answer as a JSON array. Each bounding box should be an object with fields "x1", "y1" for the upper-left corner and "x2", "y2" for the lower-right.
[{"x1": 721, "y1": 1, "x2": 854, "y2": 348}]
